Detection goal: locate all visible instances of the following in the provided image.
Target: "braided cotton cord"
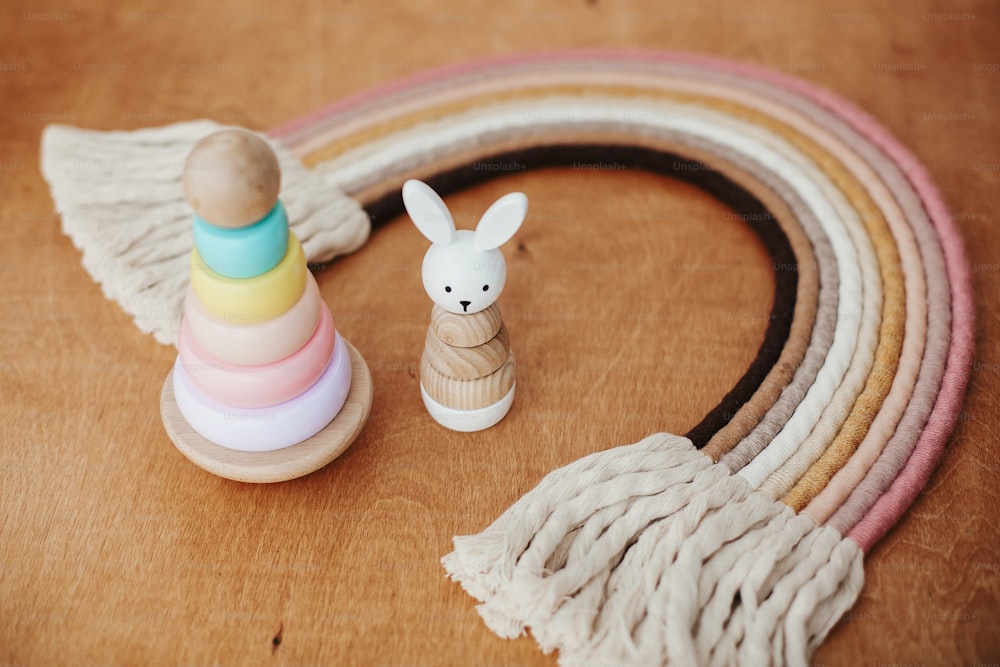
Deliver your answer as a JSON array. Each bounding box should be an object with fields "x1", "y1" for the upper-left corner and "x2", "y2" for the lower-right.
[
  {"x1": 342, "y1": 122, "x2": 834, "y2": 463},
  {"x1": 801, "y1": 231, "x2": 923, "y2": 517},
  {"x1": 619, "y1": 61, "x2": 927, "y2": 520},
  {"x1": 656, "y1": 92, "x2": 885, "y2": 491},
  {"x1": 647, "y1": 52, "x2": 970, "y2": 547},
  {"x1": 275, "y1": 77, "x2": 857, "y2": 472},
  {"x1": 637, "y1": 54, "x2": 964, "y2": 541},
  {"x1": 282, "y1": 88, "x2": 868, "y2": 472},
  {"x1": 756, "y1": 142, "x2": 897, "y2": 501},
  {"x1": 404, "y1": 73, "x2": 838, "y2": 456},
  {"x1": 353, "y1": 129, "x2": 831, "y2": 463},
  {"x1": 815, "y1": 104, "x2": 962, "y2": 544},
  {"x1": 309, "y1": 98, "x2": 865, "y2": 477},
  {"x1": 682, "y1": 78, "x2": 904, "y2": 505},
  {"x1": 723, "y1": 61, "x2": 953, "y2": 536},
  {"x1": 348, "y1": 125, "x2": 824, "y2": 456},
  {"x1": 846, "y1": 185, "x2": 970, "y2": 550},
  {"x1": 804, "y1": 171, "x2": 928, "y2": 524},
  {"x1": 730, "y1": 141, "x2": 864, "y2": 488},
  {"x1": 271, "y1": 64, "x2": 904, "y2": 495},
  {"x1": 666, "y1": 66, "x2": 959, "y2": 544},
  {"x1": 773, "y1": 105, "x2": 918, "y2": 513},
  {"x1": 655, "y1": 142, "x2": 820, "y2": 456},
  {"x1": 270, "y1": 52, "x2": 969, "y2": 545},
  {"x1": 756, "y1": 233, "x2": 880, "y2": 497},
  {"x1": 637, "y1": 51, "x2": 970, "y2": 548},
  {"x1": 307, "y1": 97, "x2": 867, "y2": 482},
  {"x1": 698, "y1": 78, "x2": 905, "y2": 506},
  {"x1": 652, "y1": 65, "x2": 923, "y2": 516},
  {"x1": 232, "y1": 51, "x2": 979, "y2": 661},
  {"x1": 806, "y1": 175, "x2": 945, "y2": 532},
  {"x1": 656, "y1": 69, "x2": 920, "y2": 502}
]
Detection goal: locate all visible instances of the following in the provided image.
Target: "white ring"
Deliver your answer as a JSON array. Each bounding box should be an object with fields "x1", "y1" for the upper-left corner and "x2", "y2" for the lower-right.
[{"x1": 172, "y1": 333, "x2": 352, "y2": 451}]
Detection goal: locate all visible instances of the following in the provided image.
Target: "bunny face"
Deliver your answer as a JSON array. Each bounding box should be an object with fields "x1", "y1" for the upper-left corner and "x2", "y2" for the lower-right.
[
  {"x1": 403, "y1": 179, "x2": 527, "y2": 315},
  {"x1": 422, "y1": 231, "x2": 505, "y2": 314}
]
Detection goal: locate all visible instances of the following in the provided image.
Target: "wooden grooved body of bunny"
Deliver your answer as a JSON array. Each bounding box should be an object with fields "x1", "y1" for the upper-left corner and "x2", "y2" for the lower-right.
[{"x1": 402, "y1": 179, "x2": 527, "y2": 432}]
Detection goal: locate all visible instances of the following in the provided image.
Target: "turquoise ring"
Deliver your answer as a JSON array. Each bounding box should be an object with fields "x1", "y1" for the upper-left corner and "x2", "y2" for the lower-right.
[{"x1": 192, "y1": 200, "x2": 289, "y2": 278}]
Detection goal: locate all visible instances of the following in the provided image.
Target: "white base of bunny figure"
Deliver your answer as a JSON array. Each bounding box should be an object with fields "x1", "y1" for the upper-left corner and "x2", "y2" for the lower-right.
[{"x1": 420, "y1": 383, "x2": 515, "y2": 432}]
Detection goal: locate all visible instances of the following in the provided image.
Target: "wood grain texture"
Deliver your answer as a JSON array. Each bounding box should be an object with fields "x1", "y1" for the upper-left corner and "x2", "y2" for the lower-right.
[
  {"x1": 1, "y1": 1, "x2": 998, "y2": 665},
  {"x1": 424, "y1": 322, "x2": 510, "y2": 380},
  {"x1": 421, "y1": 348, "x2": 516, "y2": 410},
  {"x1": 431, "y1": 302, "x2": 502, "y2": 347},
  {"x1": 161, "y1": 339, "x2": 372, "y2": 483}
]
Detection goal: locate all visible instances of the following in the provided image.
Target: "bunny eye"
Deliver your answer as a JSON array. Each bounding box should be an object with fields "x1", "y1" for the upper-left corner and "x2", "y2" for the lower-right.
[
  {"x1": 445, "y1": 286, "x2": 452, "y2": 293},
  {"x1": 482, "y1": 285, "x2": 489, "y2": 292}
]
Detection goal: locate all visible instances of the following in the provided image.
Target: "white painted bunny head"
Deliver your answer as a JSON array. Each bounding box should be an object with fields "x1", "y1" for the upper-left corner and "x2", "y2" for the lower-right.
[{"x1": 402, "y1": 179, "x2": 527, "y2": 315}]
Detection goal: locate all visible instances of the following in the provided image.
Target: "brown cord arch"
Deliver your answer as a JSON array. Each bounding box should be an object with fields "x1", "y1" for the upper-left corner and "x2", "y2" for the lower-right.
[{"x1": 361, "y1": 144, "x2": 798, "y2": 448}]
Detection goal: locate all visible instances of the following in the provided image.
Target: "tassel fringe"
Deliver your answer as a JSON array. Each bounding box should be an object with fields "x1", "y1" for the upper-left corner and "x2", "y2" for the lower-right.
[
  {"x1": 40, "y1": 121, "x2": 370, "y2": 345},
  {"x1": 442, "y1": 434, "x2": 864, "y2": 666}
]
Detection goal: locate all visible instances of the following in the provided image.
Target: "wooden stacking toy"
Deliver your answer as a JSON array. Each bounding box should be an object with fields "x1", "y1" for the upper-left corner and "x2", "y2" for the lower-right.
[
  {"x1": 160, "y1": 129, "x2": 372, "y2": 482},
  {"x1": 402, "y1": 179, "x2": 526, "y2": 432}
]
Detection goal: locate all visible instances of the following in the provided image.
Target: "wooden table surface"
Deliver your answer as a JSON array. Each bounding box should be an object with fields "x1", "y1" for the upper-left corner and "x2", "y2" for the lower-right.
[{"x1": 2, "y1": 0, "x2": 998, "y2": 664}]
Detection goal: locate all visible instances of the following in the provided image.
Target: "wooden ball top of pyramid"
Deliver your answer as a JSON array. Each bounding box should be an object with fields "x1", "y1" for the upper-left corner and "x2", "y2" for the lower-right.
[{"x1": 183, "y1": 129, "x2": 281, "y2": 229}]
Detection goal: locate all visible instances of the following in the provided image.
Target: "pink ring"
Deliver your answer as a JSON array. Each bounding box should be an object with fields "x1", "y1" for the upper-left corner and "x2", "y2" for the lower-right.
[
  {"x1": 179, "y1": 303, "x2": 336, "y2": 408},
  {"x1": 184, "y1": 273, "x2": 324, "y2": 366},
  {"x1": 172, "y1": 333, "x2": 353, "y2": 452}
]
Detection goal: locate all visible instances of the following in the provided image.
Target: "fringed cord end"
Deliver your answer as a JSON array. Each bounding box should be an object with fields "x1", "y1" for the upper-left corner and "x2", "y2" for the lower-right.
[
  {"x1": 39, "y1": 121, "x2": 371, "y2": 345},
  {"x1": 442, "y1": 433, "x2": 865, "y2": 666}
]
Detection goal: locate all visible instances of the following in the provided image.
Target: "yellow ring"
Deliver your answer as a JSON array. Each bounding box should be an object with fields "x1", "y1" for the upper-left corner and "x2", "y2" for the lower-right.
[{"x1": 190, "y1": 231, "x2": 307, "y2": 323}]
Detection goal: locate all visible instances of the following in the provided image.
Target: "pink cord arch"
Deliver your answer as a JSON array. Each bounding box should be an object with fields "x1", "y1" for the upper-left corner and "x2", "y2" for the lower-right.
[{"x1": 270, "y1": 50, "x2": 975, "y2": 556}]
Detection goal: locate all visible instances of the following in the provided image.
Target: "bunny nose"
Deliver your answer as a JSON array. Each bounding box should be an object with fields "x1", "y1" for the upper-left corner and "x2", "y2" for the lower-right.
[{"x1": 459, "y1": 300, "x2": 471, "y2": 312}]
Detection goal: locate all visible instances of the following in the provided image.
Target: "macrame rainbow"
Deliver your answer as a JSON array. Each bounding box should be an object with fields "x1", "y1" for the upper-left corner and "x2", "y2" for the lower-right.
[{"x1": 41, "y1": 50, "x2": 974, "y2": 665}]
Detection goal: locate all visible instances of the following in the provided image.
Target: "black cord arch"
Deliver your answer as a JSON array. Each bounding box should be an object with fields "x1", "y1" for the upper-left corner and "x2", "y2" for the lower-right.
[{"x1": 363, "y1": 144, "x2": 797, "y2": 448}]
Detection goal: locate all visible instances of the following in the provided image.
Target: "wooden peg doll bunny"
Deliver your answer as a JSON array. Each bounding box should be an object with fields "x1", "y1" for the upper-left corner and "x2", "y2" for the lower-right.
[{"x1": 402, "y1": 179, "x2": 527, "y2": 432}]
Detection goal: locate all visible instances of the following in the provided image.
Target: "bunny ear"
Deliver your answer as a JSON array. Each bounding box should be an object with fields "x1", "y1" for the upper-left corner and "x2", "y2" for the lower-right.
[
  {"x1": 474, "y1": 192, "x2": 527, "y2": 251},
  {"x1": 402, "y1": 179, "x2": 455, "y2": 245}
]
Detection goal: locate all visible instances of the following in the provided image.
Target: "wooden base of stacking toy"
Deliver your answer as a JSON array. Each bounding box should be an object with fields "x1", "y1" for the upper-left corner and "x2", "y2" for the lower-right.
[{"x1": 160, "y1": 339, "x2": 372, "y2": 483}]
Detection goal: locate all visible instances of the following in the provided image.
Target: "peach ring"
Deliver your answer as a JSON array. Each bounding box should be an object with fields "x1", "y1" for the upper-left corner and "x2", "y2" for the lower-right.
[
  {"x1": 179, "y1": 300, "x2": 336, "y2": 408},
  {"x1": 183, "y1": 272, "x2": 324, "y2": 366}
]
